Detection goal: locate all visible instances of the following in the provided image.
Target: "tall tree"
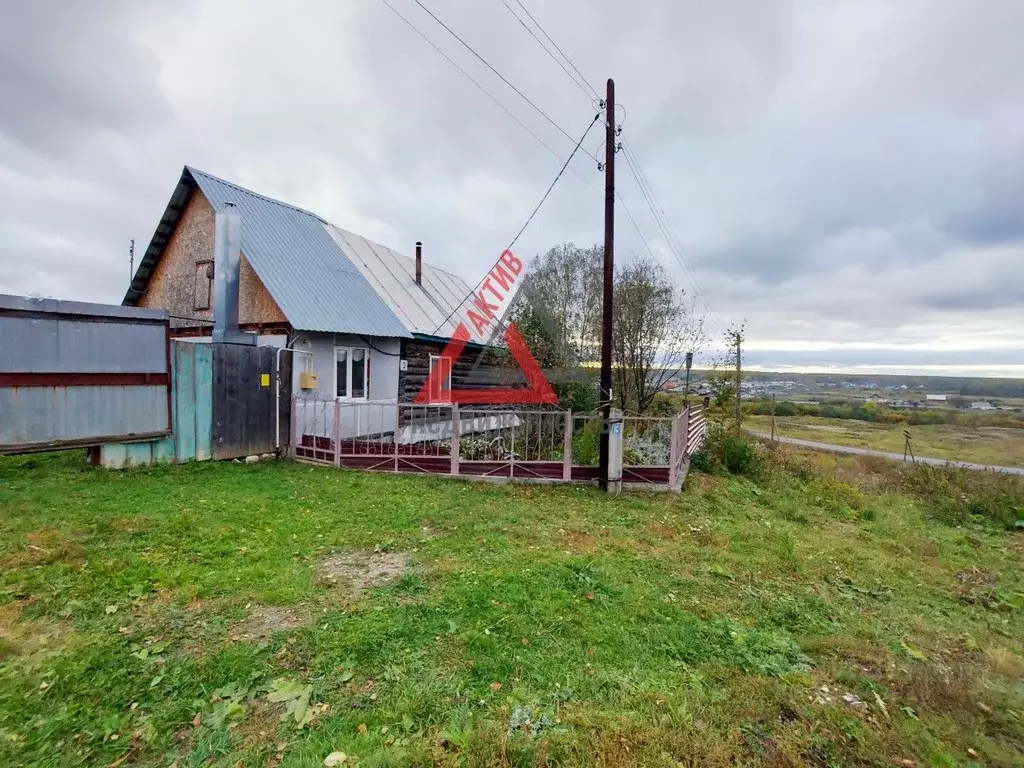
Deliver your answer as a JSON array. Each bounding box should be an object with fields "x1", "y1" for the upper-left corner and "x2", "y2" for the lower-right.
[
  {"x1": 611, "y1": 257, "x2": 704, "y2": 413},
  {"x1": 514, "y1": 243, "x2": 603, "y2": 366},
  {"x1": 514, "y1": 245, "x2": 705, "y2": 414}
]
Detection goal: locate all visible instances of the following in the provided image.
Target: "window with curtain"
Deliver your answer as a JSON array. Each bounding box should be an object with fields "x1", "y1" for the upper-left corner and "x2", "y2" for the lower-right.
[{"x1": 335, "y1": 346, "x2": 369, "y2": 399}]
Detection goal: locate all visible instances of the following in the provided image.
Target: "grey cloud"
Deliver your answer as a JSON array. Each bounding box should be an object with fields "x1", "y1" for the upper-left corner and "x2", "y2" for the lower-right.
[
  {"x1": 0, "y1": 0, "x2": 183, "y2": 157},
  {"x1": 0, "y1": 0, "x2": 1021, "y2": 369}
]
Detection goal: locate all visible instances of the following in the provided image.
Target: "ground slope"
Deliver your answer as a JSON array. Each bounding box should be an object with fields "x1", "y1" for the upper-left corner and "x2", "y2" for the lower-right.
[{"x1": 0, "y1": 452, "x2": 1022, "y2": 767}]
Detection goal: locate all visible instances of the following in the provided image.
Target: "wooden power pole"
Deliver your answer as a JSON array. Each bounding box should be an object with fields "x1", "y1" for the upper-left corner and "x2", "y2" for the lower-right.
[{"x1": 598, "y1": 78, "x2": 616, "y2": 492}]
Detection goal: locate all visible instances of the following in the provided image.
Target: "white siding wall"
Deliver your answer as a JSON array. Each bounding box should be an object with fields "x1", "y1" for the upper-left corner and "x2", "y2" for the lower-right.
[{"x1": 291, "y1": 332, "x2": 402, "y2": 439}]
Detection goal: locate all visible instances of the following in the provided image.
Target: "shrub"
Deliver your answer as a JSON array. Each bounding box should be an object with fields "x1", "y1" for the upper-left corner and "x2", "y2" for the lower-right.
[
  {"x1": 887, "y1": 464, "x2": 1024, "y2": 530},
  {"x1": 722, "y1": 436, "x2": 759, "y2": 477},
  {"x1": 623, "y1": 434, "x2": 670, "y2": 466},
  {"x1": 571, "y1": 419, "x2": 600, "y2": 466},
  {"x1": 689, "y1": 448, "x2": 713, "y2": 474}
]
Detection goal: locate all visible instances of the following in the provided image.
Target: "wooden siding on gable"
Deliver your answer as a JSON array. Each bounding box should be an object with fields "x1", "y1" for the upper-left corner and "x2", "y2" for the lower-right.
[{"x1": 137, "y1": 189, "x2": 287, "y2": 329}]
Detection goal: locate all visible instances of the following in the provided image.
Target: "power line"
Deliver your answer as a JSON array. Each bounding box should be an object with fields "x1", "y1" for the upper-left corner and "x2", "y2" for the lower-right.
[
  {"x1": 621, "y1": 141, "x2": 702, "y2": 288},
  {"x1": 507, "y1": 112, "x2": 601, "y2": 249},
  {"x1": 486, "y1": 2, "x2": 714, "y2": 320},
  {"x1": 510, "y1": 0, "x2": 600, "y2": 100},
  {"x1": 379, "y1": 0, "x2": 596, "y2": 189},
  {"x1": 431, "y1": 112, "x2": 602, "y2": 336},
  {"x1": 498, "y1": 0, "x2": 594, "y2": 101},
  {"x1": 619, "y1": 138, "x2": 713, "y2": 313},
  {"x1": 409, "y1": 0, "x2": 597, "y2": 163}
]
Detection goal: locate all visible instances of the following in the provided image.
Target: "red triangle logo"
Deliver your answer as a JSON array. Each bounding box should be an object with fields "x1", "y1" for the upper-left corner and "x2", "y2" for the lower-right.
[{"x1": 414, "y1": 321, "x2": 557, "y2": 405}]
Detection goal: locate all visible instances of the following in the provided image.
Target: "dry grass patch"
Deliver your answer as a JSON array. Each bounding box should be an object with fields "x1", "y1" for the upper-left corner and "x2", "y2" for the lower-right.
[
  {"x1": 1, "y1": 526, "x2": 85, "y2": 570},
  {"x1": 984, "y1": 646, "x2": 1024, "y2": 680},
  {"x1": 0, "y1": 602, "x2": 67, "y2": 659},
  {"x1": 315, "y1": 549, "x2": 410, "y2": 596},
  {"x1": 228, "y1": 605, "x2": 307, "y2": 643}
]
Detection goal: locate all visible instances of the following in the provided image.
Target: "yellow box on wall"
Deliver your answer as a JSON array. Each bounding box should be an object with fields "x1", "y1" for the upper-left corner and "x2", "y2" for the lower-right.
[{"x1": 299, "y1": 372, "x2": 319, "y2": 390}]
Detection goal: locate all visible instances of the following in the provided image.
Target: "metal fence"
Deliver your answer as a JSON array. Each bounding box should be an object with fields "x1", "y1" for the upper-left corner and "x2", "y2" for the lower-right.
[
  {"x1": 0, "y1": 294, "x2": 171, "y2": 453},
  {"x1": 292, "y1": 399, "x2": 708, "y2": 488}
]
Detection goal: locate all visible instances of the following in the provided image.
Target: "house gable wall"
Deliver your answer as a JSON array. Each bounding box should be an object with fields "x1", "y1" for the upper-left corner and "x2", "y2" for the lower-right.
[{"x1": 137, "y1": 189, "x2": 287, "y2": 329}]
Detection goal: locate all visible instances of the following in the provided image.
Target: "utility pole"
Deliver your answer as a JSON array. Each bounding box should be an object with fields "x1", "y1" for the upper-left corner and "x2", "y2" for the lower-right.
[
  {"x1": 128, "y1": 238, "x2": 135, "y2": 282},
  {"x1": 598, "y1": 78, "x2": 616, "y2": 492}
]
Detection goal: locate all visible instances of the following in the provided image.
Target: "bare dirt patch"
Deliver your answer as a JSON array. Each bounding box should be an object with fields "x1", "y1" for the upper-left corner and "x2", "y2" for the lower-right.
[
  {"x1": 2, "y1": 527, "x2": 85, "y2": 569},
  {"x1": 0, "y1": 602, "x2": 67, "y2": 658},
  {"x1": 315, "y1": 550, "x2": 410, "y2": 596},
  {"x1": 229, "y1": 605, "x2": 306, "y2": 643}
]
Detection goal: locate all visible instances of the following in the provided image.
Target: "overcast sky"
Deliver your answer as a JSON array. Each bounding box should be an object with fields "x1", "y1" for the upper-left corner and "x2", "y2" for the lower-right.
[{"x1": 1, "y1": 0, "x2": 1021, "y2": 374}]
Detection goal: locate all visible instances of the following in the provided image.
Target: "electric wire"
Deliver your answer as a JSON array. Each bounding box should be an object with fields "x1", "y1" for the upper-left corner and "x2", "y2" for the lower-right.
[
  {"x1": 489, "y1": 0, "x2": 714, "y2": 321},
  {"x1": 510, "y1": 0, "x2": 600, "y2": 100},
  {"x1": 622, "y1": 140, "x2": 709, "y2": 308},
  {"x1": 619, "y1": 138, "x2": 713, "y2": 314},
  {"x1": 408, "y1": 0, "x2": 600, "y2": 165},
  {"x1": 379, "y1": 0, "x2": 596, "y2": 189},
  {"x1": 498, "y1": 0, "x2": 594, "y2": 101},
  {"x1": 430, "y1": 112, "x2": 602, "y2": 336}
]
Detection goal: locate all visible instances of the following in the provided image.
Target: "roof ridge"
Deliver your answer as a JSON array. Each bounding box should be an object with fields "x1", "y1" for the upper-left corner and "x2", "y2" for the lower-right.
[
  {"x1": 185, "y1": 165, "x2": 327, "y2": 223},
  {"x1": 328, "y1": 224, "x2": 469, "y2": 286}
]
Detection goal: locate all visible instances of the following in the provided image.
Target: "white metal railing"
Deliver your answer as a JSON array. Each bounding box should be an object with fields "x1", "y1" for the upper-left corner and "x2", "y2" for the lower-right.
[
  {"x1": 291, "y1": 398, "x2": 707, "y2": 486},
  {"x1": 686, "y1": 406, "x2": 708, "y2": 455}
]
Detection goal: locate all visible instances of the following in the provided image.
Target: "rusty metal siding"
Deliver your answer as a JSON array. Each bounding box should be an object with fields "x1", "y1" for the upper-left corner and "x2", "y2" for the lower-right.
[{"x1": 0, "y1": 294, "x2": 171, "y2": 453}]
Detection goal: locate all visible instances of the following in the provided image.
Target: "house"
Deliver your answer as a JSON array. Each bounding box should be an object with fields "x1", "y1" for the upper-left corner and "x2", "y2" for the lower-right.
[{"x1": 124, "y1": 166, "x2": 515, "y2": 436}]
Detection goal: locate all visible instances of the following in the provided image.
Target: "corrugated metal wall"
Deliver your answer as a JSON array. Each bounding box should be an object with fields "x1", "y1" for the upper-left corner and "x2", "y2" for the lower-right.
[{"x1": 0, "y1": 295, "x2": 171, "y2": 453}]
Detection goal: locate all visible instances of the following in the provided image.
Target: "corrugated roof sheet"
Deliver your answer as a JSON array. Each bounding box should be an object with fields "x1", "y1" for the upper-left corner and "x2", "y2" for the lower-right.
[
  {"x1": 325, "y1": 225, "x2": 472, "y2": 339},
  {"x1": 186, "y1": 167, "x2": 412, "y2": 338}
]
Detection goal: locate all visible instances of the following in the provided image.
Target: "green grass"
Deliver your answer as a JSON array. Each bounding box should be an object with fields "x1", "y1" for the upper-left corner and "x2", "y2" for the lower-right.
[
  {"x1": 748, "y1": 414, "x2": 1024, "y2": 468},
  {"x1": 1, "y1": 451, "x2": 1023, "y2": 766}
]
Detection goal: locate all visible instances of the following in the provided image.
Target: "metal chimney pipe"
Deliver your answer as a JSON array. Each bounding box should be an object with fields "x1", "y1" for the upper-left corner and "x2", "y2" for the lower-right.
[
  {"x1": 212, "y1": 203, "x2": 255, "y2": 345},
  {"x1": 415, "y1": 241, "x2": 422, "y2": 286}
]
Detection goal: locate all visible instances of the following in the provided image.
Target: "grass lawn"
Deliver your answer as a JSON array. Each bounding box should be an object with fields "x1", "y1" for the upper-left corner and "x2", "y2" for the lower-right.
[
  {"x1": 747, "y1": 414, "x2": 1024, "y2": 468},
  {"x1": 1, "y1": 452, "x2": 1023, "y2": 767}
]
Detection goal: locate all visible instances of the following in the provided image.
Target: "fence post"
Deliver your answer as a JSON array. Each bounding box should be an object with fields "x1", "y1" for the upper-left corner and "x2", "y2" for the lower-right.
[
  {"x1": 450, "y1": 404, "x2": 460, "y2": 476},
  {"x1": 669, "y1": 411, "x2": 682, "y2": 487},
  {"x1": 333, "y1": 399, "x2": 341, "y2": 468},
  {"x1": 394, "y1": 403, "x2": 400, "y2": 471},
  {"x1": 290, "y1": 397, "x2": 299, "y2": 458},
  {"x1": 562, "y1": 410, "x2": 573, "y2": 481},
  {"x1": 608, "y1": 409, "x2": 623, "y2": 493},
  {"x1": 510, "y1": 412, "x2": 515, "y2": 478}
]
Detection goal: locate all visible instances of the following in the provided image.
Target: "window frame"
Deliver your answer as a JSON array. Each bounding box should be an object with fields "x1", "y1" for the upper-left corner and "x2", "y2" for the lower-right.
[
  {"x1": 428, "y1": 354, "x2": 453, "y2": 404},
  {"x1": 334, "y1": 346, "x2": 369, "y2": 400},
  {"x1": 193, "y1": 259, "x2": 213, "y2": 311}
]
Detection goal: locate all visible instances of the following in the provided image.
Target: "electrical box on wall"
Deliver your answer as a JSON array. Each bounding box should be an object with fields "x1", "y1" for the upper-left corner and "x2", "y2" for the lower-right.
[
  {"x1": 399, "y1": 359, "x2": 408, "y2": 372},
  {"x1": 299, "y1": 372, "x2": 319, "y2": 390}
]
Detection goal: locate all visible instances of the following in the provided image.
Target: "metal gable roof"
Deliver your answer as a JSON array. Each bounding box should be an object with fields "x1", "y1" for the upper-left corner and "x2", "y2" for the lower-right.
[
  {"x1": 186, "y1": 167, "x2": 412, "y2": 338},
  {"x1": 325, "y1": 225, "x2": 472, "y2": 339}
]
